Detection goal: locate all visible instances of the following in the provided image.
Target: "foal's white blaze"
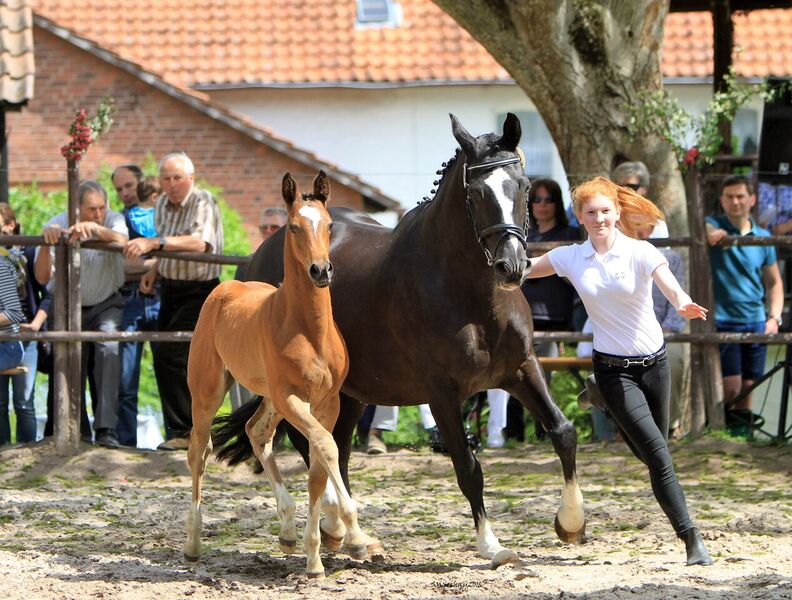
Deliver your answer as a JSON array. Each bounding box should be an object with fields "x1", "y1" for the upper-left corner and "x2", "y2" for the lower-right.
[
  {"x1": 483, "y1": 168, "x2": 520, "y2": 253},
  {"x1": 298, "y1": 205, "x2": 323, "y2": 233},
  {"x1": 476, "y1": 511, "x2": 506, "y2": 559},
  {"x1": 556, "y1": 476, "x2": 585, "y2": 532}
]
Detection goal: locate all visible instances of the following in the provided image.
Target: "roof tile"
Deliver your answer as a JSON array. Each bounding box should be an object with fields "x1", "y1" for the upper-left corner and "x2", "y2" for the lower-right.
[{"x1": 32, "y1": 2, "x2": 792, "y2": 86}]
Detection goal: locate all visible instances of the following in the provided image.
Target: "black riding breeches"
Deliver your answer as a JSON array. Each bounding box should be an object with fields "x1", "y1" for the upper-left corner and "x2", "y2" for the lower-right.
[{"x1": 593, "y1": 350, "x2": 694, "y2": 536}]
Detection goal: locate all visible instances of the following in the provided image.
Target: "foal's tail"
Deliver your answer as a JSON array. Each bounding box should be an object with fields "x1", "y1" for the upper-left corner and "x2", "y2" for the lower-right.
[{"x1": 212, "y1": 399, "x2": 263, "y2": 473}]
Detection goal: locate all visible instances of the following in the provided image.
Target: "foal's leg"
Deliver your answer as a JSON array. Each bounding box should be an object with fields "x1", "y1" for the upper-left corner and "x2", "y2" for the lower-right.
[
  {"x1": 245, "y1": 398, "x2": 297, "y2": 553},
  {"x1": 429, "y1": 397, "x2": 519, "y2": 568},
  {"x1": 184, "y1": 361, "x2": 233, "y2": 559},
  {"x1": 280, "y1": 393, "x2": 368, "y2": 562},
  {"x1": 507, "y1": 353, "x2": 586, "y2": 543}
]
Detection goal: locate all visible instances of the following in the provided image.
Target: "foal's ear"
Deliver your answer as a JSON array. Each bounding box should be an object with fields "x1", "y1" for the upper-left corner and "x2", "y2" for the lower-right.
[
  {"x1": 282, "y1": 173, "x2": 297, "y2": 205},
  {"x1": 450, "y1": 113, "x2": 476, "y2": 159},
  {"x1": 499, "y1": 112, "x2": 521, "y2": 151},
  {"x1": 313, "y1": 170, "x2": 330, "y2": 203}
]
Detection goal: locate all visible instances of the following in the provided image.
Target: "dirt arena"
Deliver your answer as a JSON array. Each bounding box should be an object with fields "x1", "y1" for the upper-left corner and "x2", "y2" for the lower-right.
[{"x1": 0, "y1": 437, "x2": 790, "y2": 599}]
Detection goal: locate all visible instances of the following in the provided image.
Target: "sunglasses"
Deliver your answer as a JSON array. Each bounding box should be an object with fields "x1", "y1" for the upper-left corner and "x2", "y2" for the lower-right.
[
  {"x1": 621, "y1": 183, "x2": 642, "y2": 191},
  {"x1": 531, "y1": 195, "x2": 555, "y2": 204},
  {"x1": 259, "y1": 224, "x2": 281, "y2": 232}
]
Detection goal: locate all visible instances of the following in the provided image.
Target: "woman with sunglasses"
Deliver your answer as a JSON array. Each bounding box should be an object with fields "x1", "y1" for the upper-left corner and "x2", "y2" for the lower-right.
[
  {"x1": 503, "y1": 179, "x2": 581, "y2": 443},
  {"x1": 526, "y1": 176, "x2": 713, "y2": 566}
]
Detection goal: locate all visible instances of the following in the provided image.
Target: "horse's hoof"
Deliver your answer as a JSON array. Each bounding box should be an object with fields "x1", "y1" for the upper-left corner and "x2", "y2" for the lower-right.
[
  {"x1": 320, "y1": 528, "x2": 344, "y2": 552},
  {"x1": 183, "y1": 541, "x2": 201, "y2": 560},
  {"x1": 279, "y1": 537, "x2": 298, "y2": 554},
  {"x1": 554, "y1": 514, "x2": 587, "y2": 544},
  {"x1": 491, "y1": 548, "x2": 521, "y2": 569},
  {"x1": 367, "y1": 540, "x2": 386, "y2": 562},
  {"x1": 306, "y1": 569, "x2": 325, "y2": 580},
  {"x1": 344, "y1": 543, "x2": 369, "y2": 561}
]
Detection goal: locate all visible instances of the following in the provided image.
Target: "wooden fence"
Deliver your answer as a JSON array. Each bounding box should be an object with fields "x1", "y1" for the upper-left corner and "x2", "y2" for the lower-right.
[{"x1": 2, "y1": 168, "x2": 790, "y2": 451}]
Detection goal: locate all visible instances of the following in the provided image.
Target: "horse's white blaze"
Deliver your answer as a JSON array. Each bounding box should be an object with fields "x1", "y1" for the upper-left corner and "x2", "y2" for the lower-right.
[
  {"x1": 557, "y1": 476, "x2": 585, "y2": 532},
  {"x1": 299, "y1": 205, "x2": 322, "y2": 233},
  {"x1": 475, "y1": 511, "x2": 506, "y2": 559},
  {"x1": 484, "y1": 168, "x2": 520, "y2": 253}
]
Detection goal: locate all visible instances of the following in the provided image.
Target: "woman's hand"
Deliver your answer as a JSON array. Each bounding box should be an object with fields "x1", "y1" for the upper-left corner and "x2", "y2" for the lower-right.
[{"x1": 677, "y1": 303, "x2": 708, "y2": 320}]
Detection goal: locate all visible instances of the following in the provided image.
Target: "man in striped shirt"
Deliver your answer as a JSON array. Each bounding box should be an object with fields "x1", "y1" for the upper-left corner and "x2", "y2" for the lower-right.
[
  {"x1": 125, "y1": 152, "x2": 224, "y2": 451},
  {"x1": 35, "y1": 180, "x2": 129, "y2": 448}
]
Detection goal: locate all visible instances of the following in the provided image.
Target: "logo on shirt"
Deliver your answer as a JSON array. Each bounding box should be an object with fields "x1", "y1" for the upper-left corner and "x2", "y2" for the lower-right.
[{"x1": 614, "y1": 271, "x2": 626, "y2": 280}]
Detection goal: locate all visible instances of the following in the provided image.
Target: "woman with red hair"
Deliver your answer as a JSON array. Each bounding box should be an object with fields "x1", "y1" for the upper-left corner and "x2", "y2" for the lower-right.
[{"x1": 526, "y1": 176, "x2": 714, "y2": 566}]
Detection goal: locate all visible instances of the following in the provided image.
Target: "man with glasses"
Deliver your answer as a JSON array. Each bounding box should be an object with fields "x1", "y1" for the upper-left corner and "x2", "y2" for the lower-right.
[{"x1": 258, "y1": 207, "x2": 287, "y2": 244}]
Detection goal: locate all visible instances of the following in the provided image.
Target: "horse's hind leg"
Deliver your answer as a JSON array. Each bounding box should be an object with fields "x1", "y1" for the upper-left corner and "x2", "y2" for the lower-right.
[
  {"x1": 508, "y1": 353, "x2": 586, "y2": 544},
  {"x1": 184, "y1": 351, "x2": 233, "y2": 559},
  {"x1": 429, "y1": 396, "x2": 519, "y2": 568},
  {"x1": 245, "y1": 398, "x2": 297, "y2": 553}
]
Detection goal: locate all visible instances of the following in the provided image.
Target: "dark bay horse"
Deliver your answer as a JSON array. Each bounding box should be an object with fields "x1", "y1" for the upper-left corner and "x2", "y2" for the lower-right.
[{"x1": 217, "y1": 113, "x2": 585, "y2": 567}]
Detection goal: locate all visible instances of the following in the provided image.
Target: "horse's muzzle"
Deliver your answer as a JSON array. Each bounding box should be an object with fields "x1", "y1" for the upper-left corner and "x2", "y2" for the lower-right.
[
  {"x1": 493, "y1": 256, "x2": 527, "y2": 288},
  {"x1": 310, "y1": 261, "x2": 333, "y2": 287}
]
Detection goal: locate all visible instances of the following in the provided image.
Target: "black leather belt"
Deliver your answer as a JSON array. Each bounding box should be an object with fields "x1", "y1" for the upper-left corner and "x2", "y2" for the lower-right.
[{"x1": 593, "y1": 346, "x2": 667, "y2": 369}]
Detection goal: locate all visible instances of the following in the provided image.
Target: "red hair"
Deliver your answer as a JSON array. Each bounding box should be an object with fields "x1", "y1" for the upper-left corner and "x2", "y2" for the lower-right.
[{"x1": 572, "y1": 176, "x2": 664, "y2": 239}]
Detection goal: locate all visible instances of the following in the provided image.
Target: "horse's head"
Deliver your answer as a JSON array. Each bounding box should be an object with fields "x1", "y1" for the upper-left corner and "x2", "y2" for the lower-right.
[
  {"x1": 450, "y1": 112, "x2": 531, "y2": 289},
  {"x1": 282, "y1": 171, "x2": 334, "y2": 288}
]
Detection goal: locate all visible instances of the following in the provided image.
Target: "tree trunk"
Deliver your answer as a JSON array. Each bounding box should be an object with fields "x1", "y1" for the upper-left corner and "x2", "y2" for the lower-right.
[{"x1": 432, "y1": 0, "x2": 687, "y2": 232}]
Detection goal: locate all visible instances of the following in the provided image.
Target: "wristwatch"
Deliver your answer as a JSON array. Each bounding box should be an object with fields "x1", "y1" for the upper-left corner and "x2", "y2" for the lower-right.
[
  {"x1": 158, "y1": 236, "x2": 166, "y2": 250},
  {"x1": 770, "y1": 314, "x2": 783, "y2": 327}
]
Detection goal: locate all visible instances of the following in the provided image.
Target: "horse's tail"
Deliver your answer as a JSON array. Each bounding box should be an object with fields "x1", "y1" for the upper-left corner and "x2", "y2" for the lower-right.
[{"x1": 212, "y1": 398, "x2": 264, "y2": 473}]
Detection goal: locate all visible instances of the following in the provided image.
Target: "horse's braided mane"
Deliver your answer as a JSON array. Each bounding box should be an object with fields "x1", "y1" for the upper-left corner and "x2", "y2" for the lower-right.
[{"x1": 417, "y1": 149, "x2": 460, "y2": 206}]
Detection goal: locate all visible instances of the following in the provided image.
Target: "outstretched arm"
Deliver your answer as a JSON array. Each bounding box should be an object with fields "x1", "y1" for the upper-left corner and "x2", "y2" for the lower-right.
[
  {"x1": 524, "y1": 253, "x2": 557, "y2": 279},
  {"x1": 652, "y1": 263, "x2": 707, "y2": 320}
]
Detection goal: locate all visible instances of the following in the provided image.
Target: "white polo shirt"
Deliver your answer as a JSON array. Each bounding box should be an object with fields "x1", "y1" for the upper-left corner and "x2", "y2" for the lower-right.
[{"x1": 548, "y1": 230, "x2": 668, "y2": 356}]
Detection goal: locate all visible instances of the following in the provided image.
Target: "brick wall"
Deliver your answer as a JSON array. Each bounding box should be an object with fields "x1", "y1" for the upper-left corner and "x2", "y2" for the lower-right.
[{"x1": 8, "y1": 28, "x2": 368, "y2": 244}]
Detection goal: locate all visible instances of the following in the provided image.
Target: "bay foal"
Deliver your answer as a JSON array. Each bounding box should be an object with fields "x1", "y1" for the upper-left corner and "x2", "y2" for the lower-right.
[{"x1": 183, "y1": 171, "x2": 368, "y2": 578}]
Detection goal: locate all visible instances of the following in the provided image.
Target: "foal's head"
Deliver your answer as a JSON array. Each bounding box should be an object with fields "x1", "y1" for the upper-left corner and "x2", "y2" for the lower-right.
[
  {"x1": 282, "y1": 171, "x2": 334, "y2": 287},
  {"x1": 450, "y1": 113, "x2": 531, "y2": 289}
]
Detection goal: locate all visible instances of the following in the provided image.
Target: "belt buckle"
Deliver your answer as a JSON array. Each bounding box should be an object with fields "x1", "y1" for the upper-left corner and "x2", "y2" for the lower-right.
[
  {"x1": 621, "y1": 358, "x2": 631, "y2": 368},
  {"x1": 641, "y1": 357, "x2": 651, "y2": 367}
]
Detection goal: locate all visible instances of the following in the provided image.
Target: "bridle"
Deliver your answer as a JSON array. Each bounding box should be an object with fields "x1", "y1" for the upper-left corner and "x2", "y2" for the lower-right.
[{"x1": 463, "y1": 155, "x2": 530, "y2": 266}]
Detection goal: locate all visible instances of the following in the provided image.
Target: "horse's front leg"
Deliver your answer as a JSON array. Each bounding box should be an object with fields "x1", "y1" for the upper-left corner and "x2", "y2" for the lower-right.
[
  {"x1": 507, "y1": 353, "x2": 586, "y2": 544},
  {"x1": 429, "y1": 397, "x2": 520, "y2": 568}
]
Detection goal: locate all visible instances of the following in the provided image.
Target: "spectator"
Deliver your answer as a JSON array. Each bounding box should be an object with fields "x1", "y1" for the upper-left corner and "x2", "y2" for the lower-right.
[
  {"x1": 112, "y1": 166, "x2": 161, "y2": 448},
  {"x1": 705, "y1": 175, "x2": 783, "y2": 434},
  {"x1": 365, "y1": 404, "x2": 443, "y2": 454},
  {"x1": 505, "y1": 178, "x2": 579, "y2": 442},
  {"x1": 258, "y1": 207, "x2": 288, "y2": 245},
  {"x1": 125, "y1": 152, "x2": 224, "y2": 451},
  {"x1": 0, "y1": 205, "x2": 41, "y2": 445},
  {"x1": 611, "y1": 161, "x2": 670, "y2": 238},
  {"x1": 235, "y1": 206, "x2": 287, "y2": 283},
  {"x1": 35, "y1": 180, "x2": 128, "y2": 448}
]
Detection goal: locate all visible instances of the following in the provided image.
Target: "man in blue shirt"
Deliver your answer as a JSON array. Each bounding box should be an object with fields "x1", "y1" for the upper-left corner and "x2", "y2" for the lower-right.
[{"x1": 706, "y1": 175, "x2": 783, "y2": 427}]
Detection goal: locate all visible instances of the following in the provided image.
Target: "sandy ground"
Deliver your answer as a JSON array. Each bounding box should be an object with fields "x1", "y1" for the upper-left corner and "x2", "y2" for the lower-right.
[{"x1": 0, "y1": 437, "x2": 790, "y2": 599}]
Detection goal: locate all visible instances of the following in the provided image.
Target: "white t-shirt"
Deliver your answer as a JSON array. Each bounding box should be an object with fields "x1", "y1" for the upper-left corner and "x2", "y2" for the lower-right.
[{"x1": 548, "y1": 230, "x2": 668, "y2": 356}]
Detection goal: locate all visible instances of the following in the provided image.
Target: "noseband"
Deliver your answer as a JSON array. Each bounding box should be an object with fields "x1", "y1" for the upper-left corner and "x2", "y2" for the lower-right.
[{"x1": 463, "y1": 156, "x2": 529, "y2": 266}]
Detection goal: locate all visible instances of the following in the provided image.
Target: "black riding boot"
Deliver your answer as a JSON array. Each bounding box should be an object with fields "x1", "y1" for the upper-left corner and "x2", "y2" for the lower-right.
[{"x1": 679, "y1": 527, "x2": 714, "y2": 566}]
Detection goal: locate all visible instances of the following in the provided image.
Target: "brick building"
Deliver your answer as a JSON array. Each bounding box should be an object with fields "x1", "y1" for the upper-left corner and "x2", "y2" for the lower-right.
[{"x1": 7, "y1": 18, "x2": 398, "y2": 243}]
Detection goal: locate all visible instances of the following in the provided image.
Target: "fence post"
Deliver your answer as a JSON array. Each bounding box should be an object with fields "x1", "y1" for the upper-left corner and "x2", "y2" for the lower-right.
[
  {"x1": 685, "y1": 167, "x2": 725, "y2": 433},
  {"x1": 54, "y1": 157, "x2": 82, "y2": 452}
]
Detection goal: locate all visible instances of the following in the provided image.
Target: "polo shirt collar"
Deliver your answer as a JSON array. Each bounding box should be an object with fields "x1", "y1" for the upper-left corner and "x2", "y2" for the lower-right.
[
  {"x1": 581, "y1": 229, "x2": 628, "y2": 258},
  {"x1": 720, "y1": 215, "x2": 758, "y2": 236}
]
